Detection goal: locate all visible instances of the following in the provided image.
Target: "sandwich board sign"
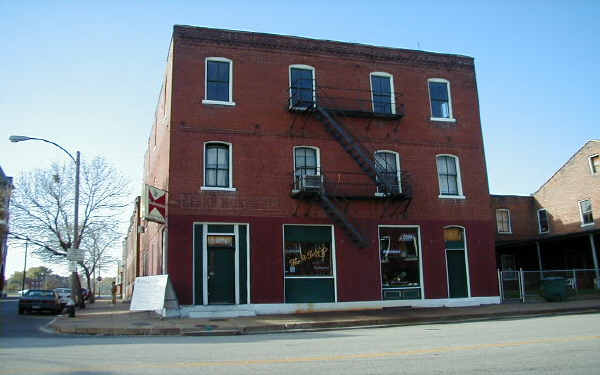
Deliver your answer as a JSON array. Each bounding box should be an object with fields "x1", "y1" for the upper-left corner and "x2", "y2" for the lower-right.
[{"x1": 130, "y1": 275, "x2": 179, "y2": 313}]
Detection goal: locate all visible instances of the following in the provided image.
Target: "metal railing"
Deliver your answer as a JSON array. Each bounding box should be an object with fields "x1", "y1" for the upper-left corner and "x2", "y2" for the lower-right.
[
  {"x1": 288, "y1": 82, "x2": 404, "y2": 118},
  {"x1": 498, "y1": 268, "x2": 600, "y2": 303},
  {"x1": 291, "y1": 169, "x2": 411, "y2": 199}
]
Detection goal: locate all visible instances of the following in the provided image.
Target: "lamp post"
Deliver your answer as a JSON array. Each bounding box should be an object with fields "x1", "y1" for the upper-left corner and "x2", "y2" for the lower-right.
[
  {"x1": 21, "y1": 241, "x2": 28, "y2": 293},
  {"x1": 9, "y1": 135, "x2": 82, "y2": 311}
]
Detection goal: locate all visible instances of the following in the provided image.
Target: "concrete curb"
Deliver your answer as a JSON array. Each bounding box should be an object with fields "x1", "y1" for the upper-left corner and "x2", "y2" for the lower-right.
[{"x1": 46, "y1": 305, "x2": 600, "y2": 336}]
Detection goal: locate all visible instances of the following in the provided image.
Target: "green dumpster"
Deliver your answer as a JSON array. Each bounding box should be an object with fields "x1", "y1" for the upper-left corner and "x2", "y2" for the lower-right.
[{"x1": 540, "y1": 277, "x2": 567, "y2": 302}]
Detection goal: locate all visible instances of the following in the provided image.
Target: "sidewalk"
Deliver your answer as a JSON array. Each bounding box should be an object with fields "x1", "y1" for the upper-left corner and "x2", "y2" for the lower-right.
[{"x1": 48, "y1": 298, "x2": 600, "y2": 336}]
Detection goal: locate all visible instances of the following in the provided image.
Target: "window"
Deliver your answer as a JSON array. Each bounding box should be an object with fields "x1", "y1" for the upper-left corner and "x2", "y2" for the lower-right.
[
  {"x1": 496, "y1": 209, "x2": 511, "y2": 233},
  {"x1": 590, "y1": 155, "x2": 599, "y2": 175},
  {"x1": 428, "y1": 78, "x2": 454, "y2": 121},
  {"x1": 537, "y1": 209, "x2": 549, "y2": 233},
  {"x1": 379, "y1": 226, "x2": 422, "y2": 300},
  {"x1": 370, "y1": 72, "x2": 395, "y2": 114},
  {"x1": 202, "y1": 142, "x2": 235, "y2": 191},
  {"x1": 294, "y1": 147, "x2": 319, "y2": 177},
  {"x1": 289, "y1": 65, "x2": 315, "y2": 108},
  {"x1": 203, "y1": 57, "x2": 234, "y2": 105},
  {"x1": 436, "y1": 155, "x2": 464, "y2": 198},
  {"x1": 579, "y1": 199, "x2": 594, "y2": 226},
  {"x1": 374, "y1": 150, "x2": 401, "y2": 194}
]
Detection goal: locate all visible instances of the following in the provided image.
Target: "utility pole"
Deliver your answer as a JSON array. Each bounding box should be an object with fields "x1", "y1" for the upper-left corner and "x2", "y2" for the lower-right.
[{"x1": 21, "y1": 241, "x2": 28, "y2": 293}]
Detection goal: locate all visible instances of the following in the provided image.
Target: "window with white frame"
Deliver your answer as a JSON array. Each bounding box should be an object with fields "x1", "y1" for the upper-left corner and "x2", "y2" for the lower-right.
[
  {"x1": 590, "y1": 155, "x2": 599, "y2": 175},
  {"x1": 289, "y1": 65, "x2": 315, "y2": 109},
  {"x1": 370, "y1": 72, "x2": 395, "y2": 114},
  {"x1": 374, "y1": 150, "x2": 401, "y2": 194},
  {"x1": 579, "y1": 199, "x2": 594, "y2": 226},
  {"x1": 537, "y1": 209, "x2": 549, "y2": 233},
  {"x1": 436, "y1": 155, "x2": 464, "y2": 198},
  {"x1": 203, "y1": 57, "x2": 234, "y2": 105},
  {"x1": 496, "y1": 209, "x2": 511, "y2": 233},
  {"x1": 203, "y1": 142, "x2": 234, "y2": 190},
  {"x1": 294, "y1": 147, "x2": 319, "y2": 177},
  {"x1": 428, "y1": 78, "x2": 454, "y2": 120}
]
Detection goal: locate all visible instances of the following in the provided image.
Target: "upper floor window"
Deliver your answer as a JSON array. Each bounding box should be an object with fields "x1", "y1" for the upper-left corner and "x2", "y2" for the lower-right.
[
  {"x1": 537, "y1": 209, "x2": 549, "y2": 234},
  {"x1": 496, "y1": 209, "x2": 512, "y2": 234},
  {"x1": 202, "y1": 142, "x2": 235, "y2": 191},
  {"x1": 203, "y1": 57, "x2": 235, "y2": 105},
  {"x1": 436, "y1": 154, "x2": 464, "y2": 198},
  {"x1": 428, "y1": 78, "x2": 454, "y2": 121},
  {"x1": 590, "y1": 154, "x2": 599, "y2": 175},
  {"x1": 289, "y1": 65, "x2": 315, "y2": 109},
  {"x1": 579, "y1": 199, "x2": 594, "y2": 226},
  {"x1": 370, "y1": 72, "x2": 395, "y2": 114},
  {"x1": 374, "y1": 150, "x2": 401, "y2": 194},
  {"x1": 294, "y1": 146, "x2": 319, "y2": 177}
]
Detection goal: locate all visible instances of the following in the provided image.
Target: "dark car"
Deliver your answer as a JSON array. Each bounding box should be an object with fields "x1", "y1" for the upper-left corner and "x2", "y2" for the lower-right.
[{"x1": 18, "y1": 289, "x2": 62, "y2": 315}]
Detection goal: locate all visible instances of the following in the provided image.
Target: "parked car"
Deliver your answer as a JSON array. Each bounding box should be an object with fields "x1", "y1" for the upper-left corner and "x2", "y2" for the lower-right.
[
  {"x1": 18, "y1": 289, "x2": 62, "y2": 315},
  {"x1": 54, "y1": 288, "x2": 71, "y2": 308}
]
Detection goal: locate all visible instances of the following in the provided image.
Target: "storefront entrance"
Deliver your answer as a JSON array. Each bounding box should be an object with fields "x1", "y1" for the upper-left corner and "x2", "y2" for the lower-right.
[
  {"x1": 444, "y1": 227, "x2": 470, "y2": 298},
  {"x1": 207, "y1": 246, "x2": 235, "y2": 304},
  {"x1": 193, "y1": 223, "x2": 250, "y2": 305}
]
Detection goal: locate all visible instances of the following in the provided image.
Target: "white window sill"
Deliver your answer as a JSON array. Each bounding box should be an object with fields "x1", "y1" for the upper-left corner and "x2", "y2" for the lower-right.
[
  {"x1": 498, "y1": 231, "x2": 513, "y2": 235},
  {"x1": 430, "y1": 117, "x2": 456, "y2": 123},
  {"x1": 581, "y1": 222, "x2": 595, "y2": 228},
  {"x1": 438, "y1": 194, "x2": 466, "y2": 200},
  {"x1": 201, "y1": 186, "x2": 237, "y2": 192},
  {"x1": 202, "y1": 100, "x2": 236, "y2": 106}
]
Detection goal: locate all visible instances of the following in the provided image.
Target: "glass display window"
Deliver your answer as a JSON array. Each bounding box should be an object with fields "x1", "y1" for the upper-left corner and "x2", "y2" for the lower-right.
[{"x1": 379, "y1": 227, "x2": 421, "y2": 290}]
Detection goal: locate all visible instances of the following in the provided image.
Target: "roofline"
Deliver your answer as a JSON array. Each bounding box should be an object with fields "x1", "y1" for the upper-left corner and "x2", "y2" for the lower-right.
[
  {"x1": 534, "y1": 140, "x2": 600, "y2": 194},
  {"x1": 172, "y1": 25, "x2": 475, "y2": 69}
]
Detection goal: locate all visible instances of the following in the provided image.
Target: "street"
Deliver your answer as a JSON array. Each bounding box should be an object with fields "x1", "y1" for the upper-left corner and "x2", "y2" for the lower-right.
[{"x1": 1, "y1": 298, "x2": 599, "y2": 374}]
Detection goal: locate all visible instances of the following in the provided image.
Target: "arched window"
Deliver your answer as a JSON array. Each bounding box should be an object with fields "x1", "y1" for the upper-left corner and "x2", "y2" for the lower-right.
[
  {"x1": 374, "y1": 150, "x2": 401, "y2": 194},
  {"x1": 436, "y1": 154, "x2": 464, "y2": 198},
  {"x1": 202, "y1": 142, "x2": 235, "y2": 190},
  {"x1": 370, "y1": 72, "x2": 395, "y2": 114},
  {"x1": 203, "y1": 57, "x2": 235, "y2": 105},
  {"x1": 428, "y1": 78, "x2": 454, "y2": 121},
  {"x1": 289, "y1": 65, "x2": 315, "y2": 109}
]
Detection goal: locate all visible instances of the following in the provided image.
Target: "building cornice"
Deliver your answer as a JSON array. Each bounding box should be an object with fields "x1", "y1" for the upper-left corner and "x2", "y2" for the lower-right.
[{"x1": 173, "y1": 25, "x2": 475, "y2": 71}]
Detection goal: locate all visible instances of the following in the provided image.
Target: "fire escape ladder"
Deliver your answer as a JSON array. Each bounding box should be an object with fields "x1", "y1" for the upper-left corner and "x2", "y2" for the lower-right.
[
  {"x1": 318, "y1": 194, "x2": 368, "y2": 248},
  {"x1": 315, "y1": 106, "x2": 397, "y2": 196}
]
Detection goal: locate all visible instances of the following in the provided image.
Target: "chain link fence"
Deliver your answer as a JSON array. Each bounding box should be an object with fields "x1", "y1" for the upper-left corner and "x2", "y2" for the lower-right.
[{"x1": 498, "y1": 268, "x2": 600, "y2": 303}]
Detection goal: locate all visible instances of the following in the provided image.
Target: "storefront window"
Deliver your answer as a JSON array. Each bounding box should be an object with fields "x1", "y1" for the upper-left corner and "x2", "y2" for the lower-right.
[
  {"x1": 380, "y1": 227, "x2": 421, "y2": 292},
  {"x1": 284, "y1": 226, "x2": 332, "y2": 276}
]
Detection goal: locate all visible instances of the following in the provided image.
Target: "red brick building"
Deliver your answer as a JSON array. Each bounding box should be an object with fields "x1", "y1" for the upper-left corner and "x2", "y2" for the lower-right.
[
  {"x1": 493, "y1": 140, "x2": 599, "y2": 275},
  {"x1": 127, "y1": 25, "x2": 499, "y2": 316}
]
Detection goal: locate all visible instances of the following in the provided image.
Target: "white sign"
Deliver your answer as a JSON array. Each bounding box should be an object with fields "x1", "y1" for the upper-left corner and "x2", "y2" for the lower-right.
[
  {"x1": 130, "y1": 275, "x2": 178, "y2": 312},
  {"x1": 67, "y1": 248, "x2": 85, "y2": 262}
]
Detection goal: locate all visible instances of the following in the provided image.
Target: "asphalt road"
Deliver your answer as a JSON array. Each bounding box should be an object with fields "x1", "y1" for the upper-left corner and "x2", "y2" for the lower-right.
[{"x1": 1, "y1": 298, "x2": 599, "y2": 375}]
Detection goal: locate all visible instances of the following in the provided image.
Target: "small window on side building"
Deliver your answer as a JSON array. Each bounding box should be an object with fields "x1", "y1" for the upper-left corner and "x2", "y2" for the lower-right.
[
  {"x1": 496, "y1": 209, "x2": 511, "y2": 234},
  {"x1": 590, "y1": 155, "x2": 599, "y2": 175},
  {"x1": 537, "y1": 209, "x2": 549, "y2": 233},
  {"x1": 204, "y1": 58, "x2": 234, "y2": 105},
  {"x1": 428, "y1": 78, "x2": 454, "y2": 121},
  {"x1": 579, "y1": 199, "x2": 594, "y2": 226}
]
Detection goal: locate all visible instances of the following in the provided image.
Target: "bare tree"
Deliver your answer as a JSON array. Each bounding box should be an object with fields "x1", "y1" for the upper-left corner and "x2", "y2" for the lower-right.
[{"x1": 8, "y1": 156, "x2": 130, "y2": 302}]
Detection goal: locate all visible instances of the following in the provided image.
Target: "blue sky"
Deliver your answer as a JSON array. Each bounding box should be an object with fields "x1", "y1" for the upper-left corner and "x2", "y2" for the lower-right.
[{"x1": 1, "y1": 1, "x2": 598, "y2": 277}]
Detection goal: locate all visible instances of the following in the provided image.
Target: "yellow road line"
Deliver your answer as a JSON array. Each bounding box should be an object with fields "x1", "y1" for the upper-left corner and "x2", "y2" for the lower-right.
[{"x1": 1, "y1": 335, "x2": 599, "y2": 374}]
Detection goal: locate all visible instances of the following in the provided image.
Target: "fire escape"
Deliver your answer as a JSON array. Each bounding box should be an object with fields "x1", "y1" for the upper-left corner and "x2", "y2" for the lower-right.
[{"x1": 288, "y1": 80, "x2": 412, "y2": 248}]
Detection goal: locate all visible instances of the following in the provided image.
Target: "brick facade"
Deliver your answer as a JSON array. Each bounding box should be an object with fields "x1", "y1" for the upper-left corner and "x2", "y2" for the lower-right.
[{"x1": 127, "y1": 26, "x2": 499, "y2": 311}]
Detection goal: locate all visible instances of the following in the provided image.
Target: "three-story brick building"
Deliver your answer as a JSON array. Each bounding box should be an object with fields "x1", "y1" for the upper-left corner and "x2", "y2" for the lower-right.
[{"x1": 128, "y1": 25, "x2": 499, "y2": 316}]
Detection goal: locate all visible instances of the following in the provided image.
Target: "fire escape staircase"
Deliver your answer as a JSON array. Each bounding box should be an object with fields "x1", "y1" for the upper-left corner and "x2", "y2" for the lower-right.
[{"x1": 289, "y1": 89, "x2": 409, "y2": 249}]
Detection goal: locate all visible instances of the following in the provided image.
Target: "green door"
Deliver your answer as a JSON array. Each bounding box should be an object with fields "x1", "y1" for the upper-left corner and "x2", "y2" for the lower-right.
[
  {"x1": 447, "y1": 250, "x2": 468, "y2": 298},
  {"x1": 208, "y1": 247, "x2": 235, "y2": 304}
]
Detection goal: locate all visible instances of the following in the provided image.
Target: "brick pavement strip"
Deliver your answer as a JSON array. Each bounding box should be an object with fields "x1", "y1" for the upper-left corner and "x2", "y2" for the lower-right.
[{"x1": 47, "y1": 299, "x2": 600, "y2": 336}]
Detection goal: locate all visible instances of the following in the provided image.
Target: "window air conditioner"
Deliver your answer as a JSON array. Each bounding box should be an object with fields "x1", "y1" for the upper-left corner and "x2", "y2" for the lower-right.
[{"x1": 300, "y1": 175, "x2": 322, "y2": 191}]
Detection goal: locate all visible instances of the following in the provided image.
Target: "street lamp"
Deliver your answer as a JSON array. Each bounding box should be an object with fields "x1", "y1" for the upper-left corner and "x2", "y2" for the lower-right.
[{"x1": 9, "y1": 135, "x2": 82, "y2": 310}]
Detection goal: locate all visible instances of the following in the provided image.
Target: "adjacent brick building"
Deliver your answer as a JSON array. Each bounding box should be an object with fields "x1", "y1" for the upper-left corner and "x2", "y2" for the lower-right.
[
  {"x1": 493, "y1": 140, "x2": 599, "y2": 276},
  {"x1": 126, "y1": 25, "x2": 499, "y2": 316}
]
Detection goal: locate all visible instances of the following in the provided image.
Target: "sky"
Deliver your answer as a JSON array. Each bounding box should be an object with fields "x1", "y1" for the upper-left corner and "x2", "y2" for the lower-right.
[{"x1": 1, "y1": 1, "x2": 598, "y2": 278}]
